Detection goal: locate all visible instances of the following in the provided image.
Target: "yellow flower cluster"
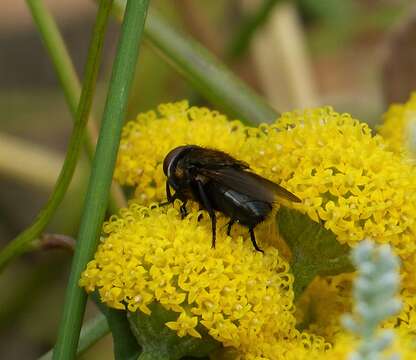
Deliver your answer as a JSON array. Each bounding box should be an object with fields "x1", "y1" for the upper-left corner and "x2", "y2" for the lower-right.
[
  {"x1": 81, "y1": 101, "x2": 416, "y2": 359},
  {"x1": 115, "y1": 101, "x2": 416, "y2": 287},
  {"x1": 379, "y1": 92, "x2": 416, "y2": 156},
  {"x1": 80, "y1": 203, "x2": 326, "y2": 357}
]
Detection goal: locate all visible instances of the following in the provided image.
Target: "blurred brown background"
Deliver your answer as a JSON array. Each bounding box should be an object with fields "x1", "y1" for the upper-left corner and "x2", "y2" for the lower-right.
[{"x1": 0, "y1": 0, "x2": 415, "y2": 359}]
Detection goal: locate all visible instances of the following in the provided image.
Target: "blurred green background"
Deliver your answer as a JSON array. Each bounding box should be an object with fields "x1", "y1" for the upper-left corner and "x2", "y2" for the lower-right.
[{"x1": 0, "y1": 0, "x2": 415, "y2": 358}]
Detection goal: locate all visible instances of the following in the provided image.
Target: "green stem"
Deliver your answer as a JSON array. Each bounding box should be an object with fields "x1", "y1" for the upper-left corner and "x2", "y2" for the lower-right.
[
  {"x1": 26, "y1": 0, "x2": 95, "y2": 159},
  {"x1": 0, "y1": 0, "x2": 113, "y2": 273},
  {"x1": 145, "y1": 10, "x2": 277, "y2": 124},
  {"x1": 52, "y1": 1, "x2": 149, "y2": 359},
  {"x1": 27, "y1": 0, "x2": 126, "y2": 212},
  {"x1": 39, "y1": 313, "x2": 110, "y2": 360},
  {"x1": 110, "y1": 0, "x2": 278, "y2": 124},
  {"x1": 27, "y1": 0, "x2": 80, "y2": 118}
]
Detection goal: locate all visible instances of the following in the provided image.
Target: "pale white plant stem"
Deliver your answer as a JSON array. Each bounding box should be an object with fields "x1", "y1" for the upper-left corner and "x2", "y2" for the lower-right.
[{"x1": 342, "y1": 240, "x2": 402, "y2": 360}]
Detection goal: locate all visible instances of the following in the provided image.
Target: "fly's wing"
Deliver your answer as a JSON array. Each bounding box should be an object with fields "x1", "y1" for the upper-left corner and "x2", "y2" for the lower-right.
[{"x1": 199, "y1": 167, "x2": 301, "y2": 203}]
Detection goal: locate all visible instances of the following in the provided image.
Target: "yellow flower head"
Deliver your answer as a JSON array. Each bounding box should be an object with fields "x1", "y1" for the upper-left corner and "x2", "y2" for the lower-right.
[
  {"x1": 379, "y1": 92, "x2": 416, "y2": 156},
  {"x1": 79, "y1": 203, "x2": 301, "y2": 354},
  {"x1": 115, "y1": 101, "x2": 416, "y2": 287}
]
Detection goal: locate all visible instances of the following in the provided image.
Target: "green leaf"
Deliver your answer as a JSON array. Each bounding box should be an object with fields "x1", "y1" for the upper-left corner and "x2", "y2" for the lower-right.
[
  {"x1": 129, "y1": 303, "x2": 220, "y2": 360},
  {"x1": 277, "y1": 206, "x2": 354, "y2": 299}
]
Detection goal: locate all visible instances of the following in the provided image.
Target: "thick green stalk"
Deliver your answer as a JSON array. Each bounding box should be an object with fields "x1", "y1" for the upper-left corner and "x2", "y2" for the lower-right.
[
  {"x1": 0, "y1": 0, "x2": 113, "y2": 272},
  {"x1": 39, "y1": 313, "x2": 110, "y2": 360},
  {"x1": 52, "y1": 1, "x2": 149, "y2": 359},
  {"x1": 110, "y1": 0, "x2": 278, "y2": 124}
]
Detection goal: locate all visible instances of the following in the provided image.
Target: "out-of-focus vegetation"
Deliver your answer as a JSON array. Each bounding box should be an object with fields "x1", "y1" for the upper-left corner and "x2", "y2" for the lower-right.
[{"x1": 0, "y1": 0, "x2": 415, "y2": 358}]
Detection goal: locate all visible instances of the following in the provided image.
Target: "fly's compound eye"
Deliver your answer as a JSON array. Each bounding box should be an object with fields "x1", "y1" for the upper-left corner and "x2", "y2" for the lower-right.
[{"x1": 163, "y1": 145, "x2": 192, "y2": 177}]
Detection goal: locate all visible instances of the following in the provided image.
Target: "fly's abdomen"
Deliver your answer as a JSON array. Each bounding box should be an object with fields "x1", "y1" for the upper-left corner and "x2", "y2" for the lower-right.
[
  {"x1": 245, "y1": 200, "x2": 273, "y2": 219},
  {"x1": 207, "y1": 183, "x2": 272, "y2": 227}
]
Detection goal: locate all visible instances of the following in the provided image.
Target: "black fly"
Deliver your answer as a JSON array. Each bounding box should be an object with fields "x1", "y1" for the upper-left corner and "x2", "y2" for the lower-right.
[{"x1": 163, "y1": 145, "x2": 301, "y2": 252}]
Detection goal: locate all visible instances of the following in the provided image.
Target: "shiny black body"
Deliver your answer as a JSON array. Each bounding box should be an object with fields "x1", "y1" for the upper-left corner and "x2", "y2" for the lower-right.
[{"x1": 163, "y1": 145, "x2": 301, "y2": 252}]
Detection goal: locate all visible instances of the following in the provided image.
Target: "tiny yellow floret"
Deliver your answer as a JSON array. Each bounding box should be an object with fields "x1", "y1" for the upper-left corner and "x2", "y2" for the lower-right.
[{"x1": 166, "y1": 312, "x2": 201, "y2": 338}]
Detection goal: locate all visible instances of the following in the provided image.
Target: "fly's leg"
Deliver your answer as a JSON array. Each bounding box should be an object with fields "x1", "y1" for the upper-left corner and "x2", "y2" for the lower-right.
[
  {"x1": 166, "y1": 181, "x2": 173, "y2": 202},
  {"x1": 196, "y1": 181, "x2": 217, "y2": 248},
  {"x1": 226, "y1": 219, "x2": 235, "y2": 236},
  {"x1": 160, "y1": 180, "x2": 176, "y2": 206},
  {"x1": 249, "y1": 228, "x2": 264, "y2": 253},
  {"x1": 161, "y1": 180, "x2": 188, "y2": 218},
  {"x1": 180, "y1": 201, "x2": 188, "y2": 219}
]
